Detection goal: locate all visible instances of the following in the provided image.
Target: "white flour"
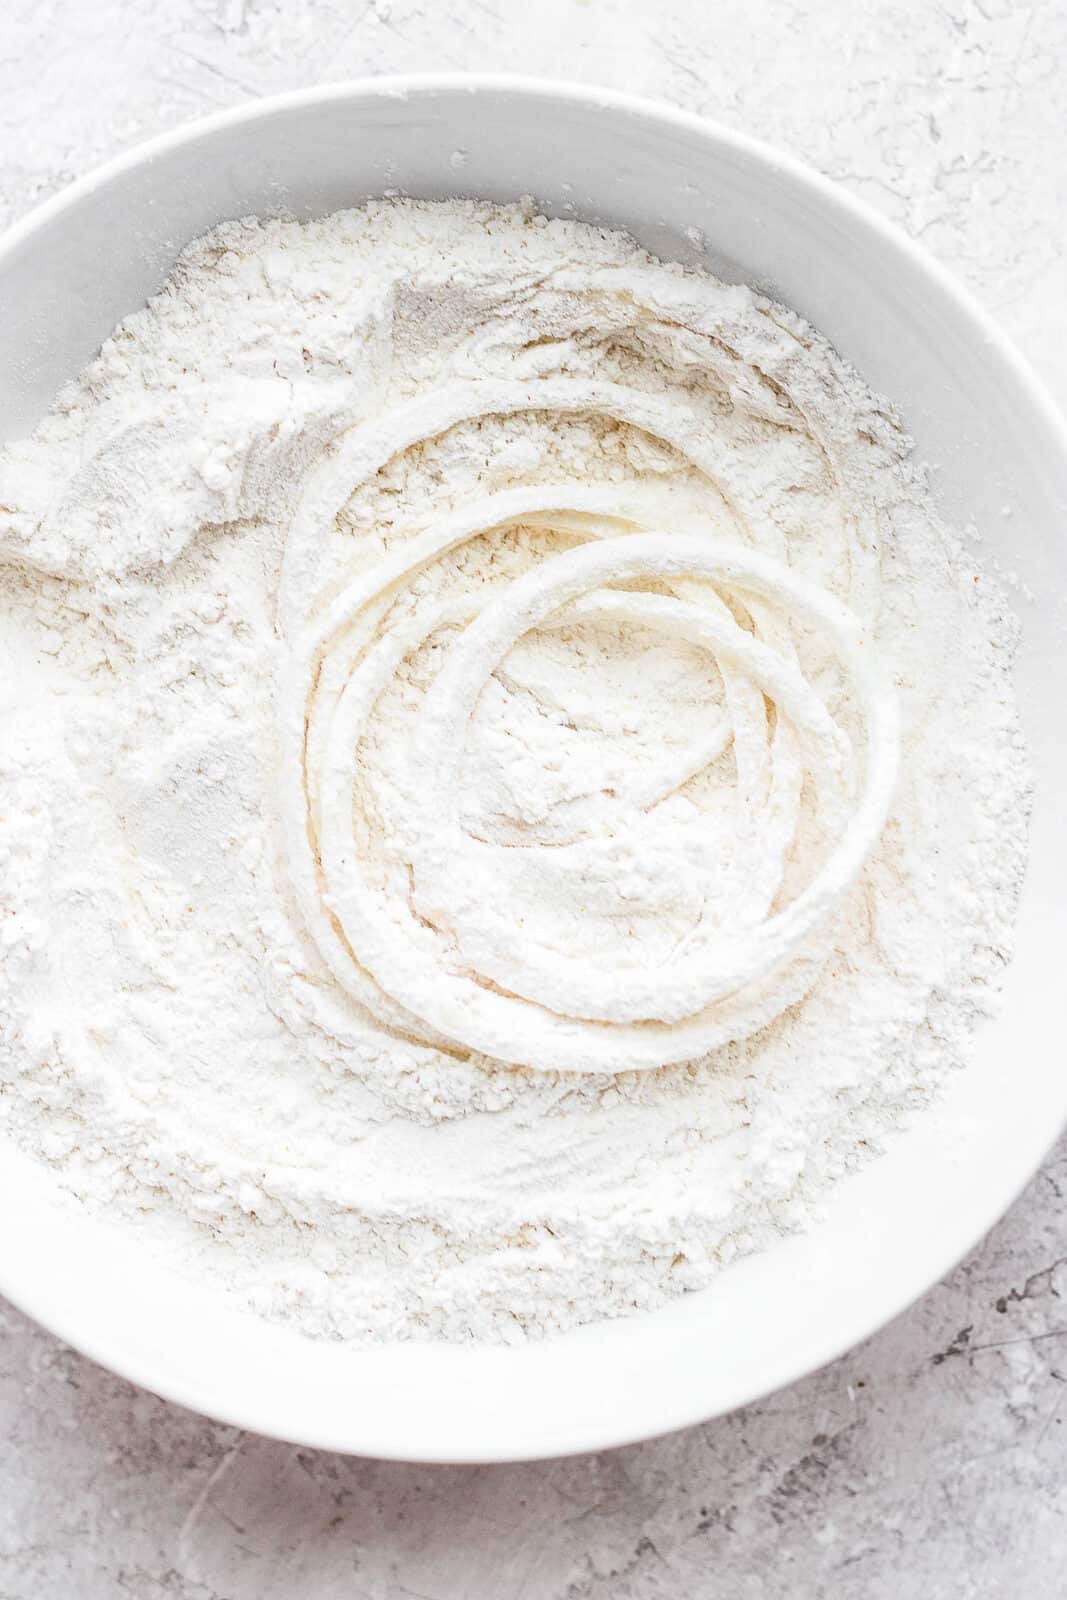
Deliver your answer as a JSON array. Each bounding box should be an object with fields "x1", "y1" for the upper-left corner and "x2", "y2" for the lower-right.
[{"x1": 0, "y1": 200, "x2": 1030, "y2": 1343}]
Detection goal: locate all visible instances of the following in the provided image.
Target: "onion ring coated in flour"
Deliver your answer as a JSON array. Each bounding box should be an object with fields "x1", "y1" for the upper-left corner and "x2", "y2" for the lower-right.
[{"x1": 280, "y1": 380, "x2": 900, "y2": 1072}]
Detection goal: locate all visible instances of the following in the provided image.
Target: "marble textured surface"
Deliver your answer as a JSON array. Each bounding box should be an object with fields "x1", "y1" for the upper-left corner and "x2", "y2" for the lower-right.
[{"x1": 1, "y1": 1, "x2": 1065, "y2": 1594}]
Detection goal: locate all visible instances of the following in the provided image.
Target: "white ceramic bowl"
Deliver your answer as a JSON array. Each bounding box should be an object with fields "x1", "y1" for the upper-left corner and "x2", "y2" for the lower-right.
[{"x1": 1, "y1": 77, "x2": 1065, "y2": 1463}]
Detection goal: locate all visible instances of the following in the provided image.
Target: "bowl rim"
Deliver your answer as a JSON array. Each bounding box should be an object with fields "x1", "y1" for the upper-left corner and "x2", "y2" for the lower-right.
[
  {"x1": 4, "y1": 71, "x2": 1065, "y2": 457},
  {"x1": 1, "y1": 72, "x2": 1065, "y2": 1463}
]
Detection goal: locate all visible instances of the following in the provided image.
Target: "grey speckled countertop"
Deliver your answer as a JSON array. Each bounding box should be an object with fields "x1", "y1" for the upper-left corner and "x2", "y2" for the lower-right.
[{"x1": 1, "y1": 3, "x2": 1065, "y2": 1595}]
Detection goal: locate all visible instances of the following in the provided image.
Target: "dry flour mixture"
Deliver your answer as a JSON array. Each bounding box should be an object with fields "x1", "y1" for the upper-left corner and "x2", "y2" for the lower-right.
[{"x1": 0, "y1": 201, "x2": 1030, "y2": 1342}]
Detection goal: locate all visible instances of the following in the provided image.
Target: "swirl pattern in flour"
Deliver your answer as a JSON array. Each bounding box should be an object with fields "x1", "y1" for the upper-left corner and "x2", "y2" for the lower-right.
[{"x1": 279, "y1": 376, "x2": 899, "y2": 1072}]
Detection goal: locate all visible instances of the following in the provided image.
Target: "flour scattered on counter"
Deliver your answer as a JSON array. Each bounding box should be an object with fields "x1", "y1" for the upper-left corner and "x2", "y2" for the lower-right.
[{"x1": 0, "y1": 201, "x2": 1030, "y2": 1343}]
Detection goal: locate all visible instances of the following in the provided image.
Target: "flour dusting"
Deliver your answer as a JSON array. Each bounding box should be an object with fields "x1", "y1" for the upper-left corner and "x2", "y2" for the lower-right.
[{"x1": 0, "y1": 200, "x2": 1030, "y2": 1343}]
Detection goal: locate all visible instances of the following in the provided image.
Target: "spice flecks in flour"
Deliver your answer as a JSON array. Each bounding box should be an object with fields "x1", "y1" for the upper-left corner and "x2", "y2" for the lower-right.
[{"x1": 0, "y1": 201, "x2": 1030, "y2": 1343}]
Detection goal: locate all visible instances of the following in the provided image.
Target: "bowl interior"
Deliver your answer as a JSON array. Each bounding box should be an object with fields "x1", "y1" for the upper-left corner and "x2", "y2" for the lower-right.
[{"x1": 1, "y1": 80, "x2": 1065, "y2": 1462}]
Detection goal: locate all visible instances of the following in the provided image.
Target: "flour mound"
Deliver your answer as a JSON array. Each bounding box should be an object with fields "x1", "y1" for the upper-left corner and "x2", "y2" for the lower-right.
[{"x1": 0, "y1": 200, "x2": 1029, "y2": 1344}]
